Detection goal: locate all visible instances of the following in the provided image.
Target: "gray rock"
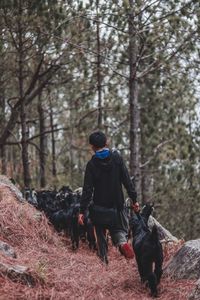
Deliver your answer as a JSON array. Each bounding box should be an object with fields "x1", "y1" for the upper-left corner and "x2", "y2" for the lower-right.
[
  {"x1": 0, "y1": 262, "x2": 36, "y2": 286},
  {"x1": 189, "y1": 279, "x2": 200, "y2": 300},
  {"x1": 0, "y1": 240, "x2": 17, "y2": 258},
  {"x1": 148, "y1": 216, "x2": 178, "y2": 242},
  {"x1": 164, "y1": 239, "x2": 200, "y2": 279},
  {"x1": 0, "y1": 175, "x2": 24, "y2": 202}
]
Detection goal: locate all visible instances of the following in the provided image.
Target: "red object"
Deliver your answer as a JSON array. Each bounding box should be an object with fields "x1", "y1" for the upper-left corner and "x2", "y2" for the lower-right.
[
  {"x1": 132, "y1": 202, "x2": 140, "y2": 213},
  {"x1": 78, "y1": 214, "x2": 84, "y2": 225},
  {"x1": 119, "y1": 242, "x2": 134, "y2": 259}
]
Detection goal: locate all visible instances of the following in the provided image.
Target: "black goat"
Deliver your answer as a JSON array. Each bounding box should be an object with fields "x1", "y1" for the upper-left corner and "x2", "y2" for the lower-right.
[
  {"x1": 24, "y1": 187, "x2": 96, "y2": 251},
  {"x1": 23, "y1": 188, "x2": 38, "y2": 207},
  {"x1": 129, "y1": 204, "x2": 163, "y2": 298},
  {"x1": 49, "y1": 204, "x2": 80, "y2": 250}
]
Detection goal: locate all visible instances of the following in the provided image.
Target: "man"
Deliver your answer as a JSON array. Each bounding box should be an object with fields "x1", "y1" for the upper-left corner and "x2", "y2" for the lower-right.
[{"x1": 78, "y1": 131, "x2": 139, "y2": 263}]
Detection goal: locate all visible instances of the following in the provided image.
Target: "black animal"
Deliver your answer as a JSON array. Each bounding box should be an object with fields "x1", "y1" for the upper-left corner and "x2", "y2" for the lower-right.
[
  {"x1": 36, "y1": 190, "x2": 58, "y2": 215},
  {"x1": 23, "y1": 186, "x2": 96, "y2": 251},
  {"x1": 23, "y1": 188, "x2": 38, "y2": 207},
  {"x1": 82, "y1": 210, "x2": 96, "y2": 250},
  {"x1": 49, "y1": 205, "x2": 79, "y2": 250},
  {"x1": 129, "y1": 204, "x2": 163, "y2": 298},
  {"x1": 55, "y1": 186, "x2": 74, "y2": 210}
]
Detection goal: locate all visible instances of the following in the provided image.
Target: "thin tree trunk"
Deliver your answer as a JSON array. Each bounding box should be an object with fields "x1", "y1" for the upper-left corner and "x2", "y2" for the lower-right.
[
  {"x1": 18, "y1": 0, "x2": 31, "y2": 188},
  {"x1": 128, "y1": 0, "x2": 142, "y2": 201},
  {"x1": 49, "y1": 96, "x2": 57, "y2": 177},
  {"x1": 12, "y1": 145, "x2": 17, "y2": 173},
  {"x1": 0, "y1": 50, "x2": 6, "y2": 174},
  {"x1": 188, "y1": 116, "x2": 194, "y2": 239},
  {"x1": 38, "y1": 92, "x2": 46, "y2": 188},
  {"x1": 0, "y1": 90, "x2": 6, "y2": 174},
  {"x1": 0, "y1": 145, "x2": 6, "y2": 174},
  {"x1": 96, "y1": 0, "x2": 102, "y2": 129},
  {"x1": 20, "y1": 94, "x2": 31, "y2": 187}
]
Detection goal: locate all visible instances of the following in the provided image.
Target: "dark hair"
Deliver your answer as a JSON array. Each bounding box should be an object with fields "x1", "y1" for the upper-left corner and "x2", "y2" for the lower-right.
[{"x1": 89, "y1": 131, "x2": 107, "y2": 148}]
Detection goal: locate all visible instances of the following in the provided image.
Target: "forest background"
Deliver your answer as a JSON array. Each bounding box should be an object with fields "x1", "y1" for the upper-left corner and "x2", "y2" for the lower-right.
[{"x1": 0, "y1": 0, "x2": 199, "y2": 240}]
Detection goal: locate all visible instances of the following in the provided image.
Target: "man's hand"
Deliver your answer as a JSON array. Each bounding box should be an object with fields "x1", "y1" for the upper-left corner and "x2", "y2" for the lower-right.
[
  {"x1": 78, "y1": 213, "x2": 84, "y2": 225},
  {"x1": 132, "y1": 202, "x2": 140, "y2": 213}
]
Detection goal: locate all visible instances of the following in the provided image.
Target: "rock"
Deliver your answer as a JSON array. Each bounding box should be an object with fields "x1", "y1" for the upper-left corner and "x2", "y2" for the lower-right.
[
  {"x1": 148, "y1": 216, "x2": 178, "y2": 242},
  {"x1": 0, "y1": 175, "x2": 24, "y2": 202},
  {"x1": 189, "y1": 279, "x2": 200, "y2": 300},
  {"x1": 0, "y1": 240, "x2": 17, "y2": 258},
  {"x1": 164, "y1": 239, "x2": 200, "y2": 279},
  {"x1": 0, "y1": 262, "x2": 36, "y2": 286}
]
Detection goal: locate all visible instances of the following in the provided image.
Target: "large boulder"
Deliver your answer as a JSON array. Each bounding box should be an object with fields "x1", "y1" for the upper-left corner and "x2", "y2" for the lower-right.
[
  {"x1": 189, "y1": 279, "x2": 200, "y2": 300},
  {"x1": 164, "y1": 239, "x2": 200, "y2": 279}
]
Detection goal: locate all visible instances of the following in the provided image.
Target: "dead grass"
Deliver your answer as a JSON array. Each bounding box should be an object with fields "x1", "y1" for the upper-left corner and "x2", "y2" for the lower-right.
[{"x1": 0, "y1": 185, "x2": 196, "y2": 300}]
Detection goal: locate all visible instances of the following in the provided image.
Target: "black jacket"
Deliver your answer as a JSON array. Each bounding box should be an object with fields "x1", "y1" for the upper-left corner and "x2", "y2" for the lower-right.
[{"x1": 80, "y1": 150, "x2": 137, "y2": 214}]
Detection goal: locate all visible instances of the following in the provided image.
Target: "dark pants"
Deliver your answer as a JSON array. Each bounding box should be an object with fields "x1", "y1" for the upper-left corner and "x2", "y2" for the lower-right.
[{"x1": 95, "y1": 209, "x2": 128, "y2": 263}]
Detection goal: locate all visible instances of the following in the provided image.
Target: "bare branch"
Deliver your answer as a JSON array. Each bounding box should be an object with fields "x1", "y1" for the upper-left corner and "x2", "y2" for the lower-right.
[
  {"x1": 24, "y1": 54, "x2": 44, "y2": 98},
  {"x1": 27, "y1": 126, "x2": 70, "y2": 142},
  {"x1": 2, "y1": 9, "x2": 19, "y2": 51},
  {"x1": 28, "y1": 141, "x2": 48, "y2": 155},
  {"x1": 7, "y1": 130, "x2": 22, "y2": 150}
]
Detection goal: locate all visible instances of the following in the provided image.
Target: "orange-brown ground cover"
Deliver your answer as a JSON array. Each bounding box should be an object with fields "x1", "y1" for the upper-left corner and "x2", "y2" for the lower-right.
[{"x1": 0, "y1": 185, "x2": 196, "y2": 300}]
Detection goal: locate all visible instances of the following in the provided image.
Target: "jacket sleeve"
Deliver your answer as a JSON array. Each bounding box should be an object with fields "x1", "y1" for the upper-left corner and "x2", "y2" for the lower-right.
[
  {"x1": 80, "y1": 162, "x2": 94, "y2": 214},
  {"x1": 120, "y1": 156, "x2": 137, "y2": 204}
]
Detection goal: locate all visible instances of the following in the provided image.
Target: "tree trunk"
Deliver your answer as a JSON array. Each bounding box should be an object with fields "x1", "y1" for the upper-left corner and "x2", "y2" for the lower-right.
[
  {"x1": 38, "y1": 92, "x2": 46, "y2": 188},
  {"x1": 0, "y1": 145, "x2": 6, "y2": 174},
  {"x1": 49, "y1": 96, "x2": 57, "y2": 177},
  {"x1": 128, "y1": 0, "x2": 142, "y2": 201},
  {"x1": 18, "y1": 0, "x2": 31, "y2": 188},
  {"x1": 0, "y1": 93, "x2": 6, "y2": 174},
  {"x1": 96, "y1": 0, "x2": 102, "y2": 129},
  {"x1": 20, "y1": 102, "x2": 31, "y2": 188},
  {"x1": 0, "y1": 59, "x2": 6, "y2": 174},
  {"x1": 188, "y1": 116, "x2": 195, "y2": 239}
]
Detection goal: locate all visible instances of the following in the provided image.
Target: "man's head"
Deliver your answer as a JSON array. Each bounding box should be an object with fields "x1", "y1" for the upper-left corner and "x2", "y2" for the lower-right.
[{"x1": 89, "y1": 131, "x2": 107, "y2": 151}]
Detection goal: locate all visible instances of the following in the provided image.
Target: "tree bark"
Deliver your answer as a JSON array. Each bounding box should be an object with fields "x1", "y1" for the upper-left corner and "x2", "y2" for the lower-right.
[
  {"x1": 49, "y1": 96, "x2": 57, "y2": 177},
  {"x1": 96, "y1": 0, "x2": 102, "y2": 129},
  {"x1": 128, "y1": 0, "x2": 142, "y2": 201},
  {"x1": 0, "y1": 145, "x2": 6, "y2": 174},
  {"x1": 18, "y1": 0, "x2": 31, "y2": 188},
  {"x1": 0, "y1": 93, "x2": 6, "y2": 174},
  {"x1": 0, "y1": 51, "x2": 6, "y2": 174},
  {"x1": 38, "y1": 92, "x2": 46, "y2": 188}
]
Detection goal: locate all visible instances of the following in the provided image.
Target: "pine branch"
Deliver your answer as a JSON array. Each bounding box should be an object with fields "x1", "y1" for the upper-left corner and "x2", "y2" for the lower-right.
[
  {"x1": 140, "y1": 0, "x2": 195, "y2": 29},
  {"x1": 140, "y1": 139, "x2": 174, "y2": 168},
  {"x1": 138, "y1": 29, "x2": 198, "y2": 79}
]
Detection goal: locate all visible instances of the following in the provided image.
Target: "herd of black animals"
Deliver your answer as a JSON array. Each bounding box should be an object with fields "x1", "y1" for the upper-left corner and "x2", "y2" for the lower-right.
[
  {"x1": 23, "y1": 186, "x2": 163, "y2": 298},
  {"x1": 23, "y1": 186, "x2": 96, "y2": 251}
]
